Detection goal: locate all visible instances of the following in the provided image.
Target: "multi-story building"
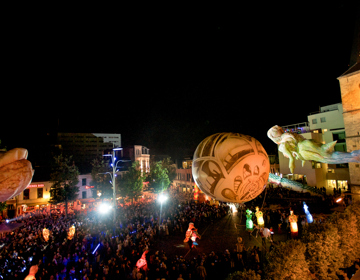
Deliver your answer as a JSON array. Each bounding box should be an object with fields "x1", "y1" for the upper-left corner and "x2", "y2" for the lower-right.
[
  {"x1": 3, "y1": 174, "x2": 99, "y2": 218},
  {"x1": 122, "y1": 145, "x2": 150, "y2": 174},
  {"x1": 278, "y1": 103, "x2": 351, "y2": 193},
  {"x1": 308, "y1": 103, "x2": 346, "y2": 152},
  {"x1": 57, "y1": 132, "x2": 121, "y2": 172},
  {"x1": 173, "y1": 167, "x2": 195, "y2": 193},
  {"x1": 337, "y1": 62, "x2": 360, "y2": 199}
]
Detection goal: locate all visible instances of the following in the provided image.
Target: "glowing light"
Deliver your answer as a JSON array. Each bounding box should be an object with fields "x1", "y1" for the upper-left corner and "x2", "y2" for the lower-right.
[
  {"x1": 158, "y1": 194, "x2": 167, "y2": 203},
  {"x1": 246, "y1": 209, "x2": 253, "y2": 231},
  {"x1": 230, "y1": 204, "x2": 238, "y2": 213},
  {"x1": 92, "y1": 243, "x2": 100, "y2": 254},
  {"x1": 303, "y1": 202, "x2": 313, "y2": 223},
  {"x1": 255, "y1": 206, "x2": 264, "y2": 228},
  {"x1": 289, "y1": 210, "x2": 298, "y2": 237},
  {"x1": 98, "y1": 203, "x2": 112, "y2": 214},
  {"x1": 67, "y1": 225, "x2": 76, "y2": 240}
]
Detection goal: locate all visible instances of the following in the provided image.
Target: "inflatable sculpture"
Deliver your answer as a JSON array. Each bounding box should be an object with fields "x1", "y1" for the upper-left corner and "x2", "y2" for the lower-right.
[
  {"x1": 246, "y1": 209, "x2": 254, "y2": 231},
  {"x1": 191, "y1": 228, "x2": 201, "y2": 248},
  {"x1": 192, "y1": 133, "x2": 270, "y2": 203},
  {"x1": 193, "y1": 184, "x2": 200, "y2": 201},
  {"x1": 67, "y1": 225, "x2": 76, "y2": 240},
  {"x1": 136, "y1": 250, "x2": 149, "y2": 271},
  {"x1": 255, "y1": 206, "x2": 264, "y2": 228},
  {"x1": 289, "y1": 210, "x2": 298, "y2": 238},
  {"x1": 184, "y1": 222, "x2": 195, "y2": 242},
  {"x1": 303, "y1": 202, "x2": 313, "y2": 224},
  {"x1": 43, "y1": 228, "x2": 50, "y2": 242},
  {"x1": 268, "y1": 125, "x2": 360, "y2": 174},
  {"x1": 0, "y1": 148, "x2": 34, "y2": 202}
]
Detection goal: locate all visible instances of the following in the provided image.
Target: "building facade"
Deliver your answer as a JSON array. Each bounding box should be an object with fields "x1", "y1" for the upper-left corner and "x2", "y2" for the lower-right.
[
  {"x1": 279, "y1": 106, "x2": 351, "y2": 194},
  {"x1": 3, "y1": 174, "x2": 97, "y2": 218},
  {"x1": 57, "y1": 132, "x2": 121, "y2": 172},
  {"x1": 337, "y1": 62, "x2": 360, "y2": 196},
  {"x1": 122, "y1": 145, "x2": 150, "y2": 174},
  {"x1": 173, "y1": 167, "x2": 196, "y2": 193}
]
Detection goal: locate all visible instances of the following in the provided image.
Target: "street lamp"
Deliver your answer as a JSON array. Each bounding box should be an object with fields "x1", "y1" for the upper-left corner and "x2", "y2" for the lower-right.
[
  {"x1": 101, "y1": 147, "x2": 130, "y2": 222},
  {"x1": 158, "y1": 193, "x2": 168, "y2": 230}
]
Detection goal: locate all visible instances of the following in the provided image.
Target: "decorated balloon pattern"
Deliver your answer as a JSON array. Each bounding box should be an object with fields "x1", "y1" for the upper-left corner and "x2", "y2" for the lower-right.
[{"x1": 192, "y1": 133, "x2": 270, "y2": 203}]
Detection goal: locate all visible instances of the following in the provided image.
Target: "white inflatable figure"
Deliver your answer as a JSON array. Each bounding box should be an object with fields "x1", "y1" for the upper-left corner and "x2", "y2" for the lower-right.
[
  {"x1": 303, "y1": 202, "x2": 313, "y2": 224},
  {"x1": 260, "y1": 227, "x2": 273, "y2": 243}
]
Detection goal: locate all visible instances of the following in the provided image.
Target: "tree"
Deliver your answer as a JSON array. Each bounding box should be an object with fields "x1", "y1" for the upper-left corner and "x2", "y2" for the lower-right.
[
  {"x1": 118, "y1": 161, "x2": 144, "y2": 201},
  {"x1": 266, "y1": 239, "x2": 311, "y2": 280},
  {"x1": 225, "y1": 270, "x2": 261, "y2": 280},
  {"x1": 0, "y1": 202, "x2": 6, "y2": 212},
  {"x1": 301, "y1": 222, "x2": 342, "y2": 279},
  {"x1": 161, "y1": 157, "x2": 176, "y2": 183},
  {"x1": 49, "y1": 154, "x2": 79, "y2": 218},
  {"x1": 146, "y1": 161, "x2": 171, "y2": 193},
  {"x1": 90, "y1": 158, "x2": 113, "y2": 200},
  {"x1": 329, "y1": 211, "x2": 360, "y2": 269}
]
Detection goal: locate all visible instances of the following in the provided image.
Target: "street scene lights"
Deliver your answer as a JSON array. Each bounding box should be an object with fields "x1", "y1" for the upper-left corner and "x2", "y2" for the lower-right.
[
  {"x1": 158, "y1": 193, "x2": 168, "y2": 230},
  {"x1": 98, "y1": 202, "x2": 112, "y2": 214},
  {"x1": 101, "y1": 147, "x2": 129, "y2": 222}
]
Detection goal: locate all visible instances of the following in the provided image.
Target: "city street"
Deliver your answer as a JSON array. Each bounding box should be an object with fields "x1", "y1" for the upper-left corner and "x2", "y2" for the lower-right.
[{"x1": 152, "y1": 211, "x2": 288, "y2": 260}]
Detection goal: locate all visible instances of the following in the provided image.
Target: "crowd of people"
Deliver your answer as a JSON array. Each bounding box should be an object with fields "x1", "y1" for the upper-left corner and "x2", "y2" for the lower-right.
[
  {"x1": 0, "y1": 185, "x2": 357, "y2": 280},
  {"x1": 0, "y1": 191, "x2": 233, "y2": 280}
]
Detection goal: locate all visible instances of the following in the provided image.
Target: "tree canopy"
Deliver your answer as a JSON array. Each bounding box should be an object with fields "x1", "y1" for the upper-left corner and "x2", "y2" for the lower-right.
[
  {"x1": 49, "y1": 155, "x2": 79, "y2": 216},
  {"x1": 118, "y1": 161, "x2": 145, "y2": 200},
  {"x1": 90, "y1": 158, "x2": 113, "y2": 200},
  {"x1": 146, "y1": 161, "x2": 171, "y2": 193}
]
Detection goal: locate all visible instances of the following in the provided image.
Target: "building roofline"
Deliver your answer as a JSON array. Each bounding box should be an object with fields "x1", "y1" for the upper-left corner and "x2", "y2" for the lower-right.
[{"x1": 337, "y1": 62, "x2": 360, "y2": 79}]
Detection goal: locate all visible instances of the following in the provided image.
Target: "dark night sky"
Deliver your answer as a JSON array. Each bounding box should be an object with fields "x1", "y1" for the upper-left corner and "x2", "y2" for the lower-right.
[{"x1": 2, "y1": 2, "x2": 359, "y2": 162}]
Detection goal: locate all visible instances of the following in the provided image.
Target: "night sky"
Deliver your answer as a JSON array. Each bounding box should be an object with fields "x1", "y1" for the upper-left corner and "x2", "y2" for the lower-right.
[{"x1": 2, "y1": 3, "x2": 359, "y2": 162}]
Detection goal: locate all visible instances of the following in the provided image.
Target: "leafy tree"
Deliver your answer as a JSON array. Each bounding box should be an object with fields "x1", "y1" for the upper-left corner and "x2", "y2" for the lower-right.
[
  {"x1": 329, "y1": 206, "x2": 360, "y2": 268},
  {"x1": 161, "y1": 157, "x2": 176, "y2": 183},
  {"x1": 302, "y1": 222, "x2": 342, "y2": 279},
  {"x1": 90, "y1": 158, "x2": 113, "y2": 200},
  {"x1": 118, "y1": 161, "x2": 144, "y2": 201},
  {"x1": 146, "y1": 161, "x2": 171, "y2": 193},
  {"x1": 0, "y1": 202, "x2": 7, "y2": 212},
  {"x1": 266, "y1": 239, "x2": 311, "y2": 280},
  {"x1": 225, "y1": 270, "x2": 261, "y2": 280},
  {"x1": 49, "y1": 154, "x2": 79, "y2": 218}
]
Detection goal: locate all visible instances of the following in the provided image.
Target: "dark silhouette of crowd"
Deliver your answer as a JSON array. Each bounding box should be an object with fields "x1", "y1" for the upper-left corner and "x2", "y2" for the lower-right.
[
  {"x1": 0, "y1": 191, "x2": 234, "y2": 280},
  {"x1": 0, "y1": 185, "x2": 350, "y2": 280}
]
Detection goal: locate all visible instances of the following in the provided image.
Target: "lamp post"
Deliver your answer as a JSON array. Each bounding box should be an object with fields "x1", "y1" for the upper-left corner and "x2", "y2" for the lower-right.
[
  {"x1": 158, "y1": 193, "x2": 167, "y2": 230},
  {"x1": 102, "y1": 147, "x2": 129, "y2": 222}
]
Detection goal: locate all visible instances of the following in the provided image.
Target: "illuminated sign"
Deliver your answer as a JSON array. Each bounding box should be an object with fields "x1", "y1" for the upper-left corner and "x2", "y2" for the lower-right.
[
  {"x1": 85, "y1": 186, "x2": 94, "y2": 189},
  {"x1": 27, "y1": 184, "x2": 45, "y2": 189}
]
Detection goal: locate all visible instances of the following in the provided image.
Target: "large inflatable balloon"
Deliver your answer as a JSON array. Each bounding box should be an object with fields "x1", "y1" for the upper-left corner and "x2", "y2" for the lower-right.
[
  {"x1": 0, "y1": 148, "x2": 34, "y2": 202},
  {"x1": 192, "y1": 133, "x2": 270, "y2": 203}
]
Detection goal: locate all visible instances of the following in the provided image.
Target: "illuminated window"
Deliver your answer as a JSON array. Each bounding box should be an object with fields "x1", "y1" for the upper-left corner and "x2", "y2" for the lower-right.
[
  {"x1": 338, "y1": 180, "x2": 348, "y2": 190},
  {"x1": 327, "y1": 180, "x2": 336, "y2": 188},
  {"x1": 312, "y1": 162, "x2": 322, "y2": 169}
]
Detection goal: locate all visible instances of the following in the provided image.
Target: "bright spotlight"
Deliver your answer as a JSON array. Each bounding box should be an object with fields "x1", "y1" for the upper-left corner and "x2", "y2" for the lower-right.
[
  {"x1": 98, "y1": 203, "x2": 112, "y2": 214},
  {"x1": 336, "y1": 197, "x2": 343, "y2": 203},
  {"x1": 158, "y1": 194, "x2": 167, "y2": 203}
]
